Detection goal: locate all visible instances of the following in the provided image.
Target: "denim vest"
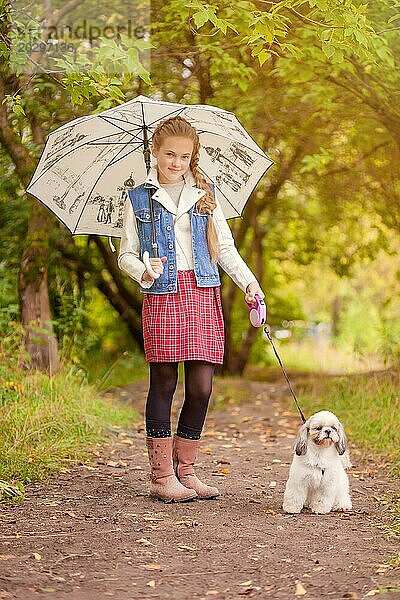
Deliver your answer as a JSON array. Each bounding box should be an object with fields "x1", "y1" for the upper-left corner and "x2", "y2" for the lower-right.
[{"x1": 128, "y1": 183, "x2": 221, "y2": 294}]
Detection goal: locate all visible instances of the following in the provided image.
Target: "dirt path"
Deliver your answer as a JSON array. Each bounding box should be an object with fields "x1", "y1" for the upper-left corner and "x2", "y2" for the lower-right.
[{"x1": 0, "y1": 377, "x2": 399, "y2": 600}]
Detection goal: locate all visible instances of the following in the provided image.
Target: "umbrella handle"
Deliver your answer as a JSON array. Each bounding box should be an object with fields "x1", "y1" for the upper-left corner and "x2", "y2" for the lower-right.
[{"x1": 143, "y1": 251, "x2": 161, "y2": 280}]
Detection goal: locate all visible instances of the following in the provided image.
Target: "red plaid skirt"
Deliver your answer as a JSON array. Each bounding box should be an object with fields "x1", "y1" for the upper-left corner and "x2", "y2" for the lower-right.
[{"x1": 142, "y1": 270, "x2": 224, "y2": 364}]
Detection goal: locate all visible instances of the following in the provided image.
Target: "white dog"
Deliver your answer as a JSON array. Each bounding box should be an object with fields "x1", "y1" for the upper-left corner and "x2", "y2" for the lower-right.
[{"x1": 283, "y1": 410, "x2": 352, "y2": 514}]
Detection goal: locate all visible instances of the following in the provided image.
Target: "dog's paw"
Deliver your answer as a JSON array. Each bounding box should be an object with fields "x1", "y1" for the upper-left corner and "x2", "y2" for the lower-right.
[
  {"x1": 333, "y1": 502, "x2": 352, "y2": 511},
  {"x1": 282, "y1": 503, "x2": 302, "y2": 514},
  {"x1": 309, "y1": 502, "x2": 332, "y2": 514}
]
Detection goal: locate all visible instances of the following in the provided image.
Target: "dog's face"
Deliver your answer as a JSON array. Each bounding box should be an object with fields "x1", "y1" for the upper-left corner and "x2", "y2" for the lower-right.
[{"x1": 295, "y1": 410, "x2": 347, "y2": 456}]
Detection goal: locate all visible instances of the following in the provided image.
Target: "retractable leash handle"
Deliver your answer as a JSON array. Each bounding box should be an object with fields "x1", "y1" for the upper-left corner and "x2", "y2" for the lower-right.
[{"x1": 248, "y1": 294, "x2": 267, "y2": 328}]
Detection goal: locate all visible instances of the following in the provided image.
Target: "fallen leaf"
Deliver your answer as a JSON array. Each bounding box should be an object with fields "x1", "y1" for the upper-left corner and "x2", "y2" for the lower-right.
[
  {"x1": 177, "y1": 545, "x2": 196, "y2": 552},
  {"x1": 136, "y1": 538, "x2": 155, "y2": 546},
  {"x1": 239, "y1": 580, "x2": 253, "y2": 586},
  {"x1": 295, "y1": 581, "x2": 307, "y2": 596},
  {"x1": 144, "y1": 563, "x2": 161, "y2": 571},
  {"x1": 219, "y1": 468, "x2": 230, "y2": 475},
  {"x1": 175, "y1": 520, "x2": 199, "y2": 527},
  {"x1": 147, "y1": 580, "x2": 156, "y2": 588},
  {"x1": 206, "y1": 592, "x2": 219, "y2": 596},
  {"x1": 33, "y1": 553, "x2": 42, "y2": 561},
  {"x1": 365, "y1": 592, "x2": 380, "y2": 597},
  {"x1": 106, "y1": 460, "x2": 120, "y2": 467},
  {"x1": 269, "y1": 481, "x2": 277, "y2": 488}
]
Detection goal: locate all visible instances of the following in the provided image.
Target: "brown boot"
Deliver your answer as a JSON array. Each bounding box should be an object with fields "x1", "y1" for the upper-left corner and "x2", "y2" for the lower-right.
[
  {"x1": 146, "y1": 437, "x2": 197, "y2": 503},
  {"x1": 173, "y1": 435, "x2": 220, "y2": 499}
]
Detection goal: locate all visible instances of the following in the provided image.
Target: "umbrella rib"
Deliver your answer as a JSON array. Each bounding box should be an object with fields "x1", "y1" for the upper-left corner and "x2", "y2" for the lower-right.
[
  {"x1": 106, "y1": 143, "x2": 147, "y2": 169},
  {"x1": 146, "y1": 104, "x2": 188, "y2": 129},
  {"x1": 98, "y1": 115, "x2": 144, "y2": 143}
]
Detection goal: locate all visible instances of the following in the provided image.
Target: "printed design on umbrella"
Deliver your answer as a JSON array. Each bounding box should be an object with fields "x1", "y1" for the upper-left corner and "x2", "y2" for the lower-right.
[{"x1": 204, "y1": 142, "x2": 256, "y2": 193}]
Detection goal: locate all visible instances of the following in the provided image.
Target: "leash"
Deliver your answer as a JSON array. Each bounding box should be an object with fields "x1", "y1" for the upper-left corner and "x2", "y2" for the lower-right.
[{"x1": 263, "y1": 325, "x2": 307, "y2": 424}]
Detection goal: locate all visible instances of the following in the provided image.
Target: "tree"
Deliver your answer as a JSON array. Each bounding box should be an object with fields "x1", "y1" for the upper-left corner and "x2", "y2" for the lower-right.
[{"x1": 1, "y1": 0, "x2": 399, "y2": 375}]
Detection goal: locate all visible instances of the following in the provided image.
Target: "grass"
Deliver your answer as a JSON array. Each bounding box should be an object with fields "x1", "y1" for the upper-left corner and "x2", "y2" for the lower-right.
[
  {"x1": 259, "y1": 337, "x2": 386, "y2": 375},
  {"x1": 81, "y1": 349, "x2": 148, "y2": 390},
  {"x1": 0, "y1": 360, "x2": 139, "y2": 489}
]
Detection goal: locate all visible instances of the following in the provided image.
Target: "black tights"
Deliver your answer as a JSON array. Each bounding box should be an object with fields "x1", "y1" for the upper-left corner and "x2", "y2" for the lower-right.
[{"x1": 145, "y1": 361, "x2": 215, "y2": 440}]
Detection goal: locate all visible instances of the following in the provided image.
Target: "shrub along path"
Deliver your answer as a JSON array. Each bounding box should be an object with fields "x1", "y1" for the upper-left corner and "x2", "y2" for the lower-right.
[{"x1": 0, "y1": 376, "x2": 399, "y2": 599}]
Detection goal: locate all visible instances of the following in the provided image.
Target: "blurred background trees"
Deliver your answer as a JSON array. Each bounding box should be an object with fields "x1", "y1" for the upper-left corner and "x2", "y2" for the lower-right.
[{"x1": 0, "y1": 0, "x2": 399, "y2": 380}]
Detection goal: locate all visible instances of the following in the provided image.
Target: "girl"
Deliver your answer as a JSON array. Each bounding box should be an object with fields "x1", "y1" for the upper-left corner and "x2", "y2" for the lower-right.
[{"x1": 118, "y1": 116, "x2": 264, "y2": 502}]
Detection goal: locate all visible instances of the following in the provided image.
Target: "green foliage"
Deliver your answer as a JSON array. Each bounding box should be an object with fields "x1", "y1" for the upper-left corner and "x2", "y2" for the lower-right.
[
  {"x1": 186, "y1": 0, "x2": 395, "y2": 67},
  {"x1": 0, "y1": 342, "x2": 139, "y2": 488}
]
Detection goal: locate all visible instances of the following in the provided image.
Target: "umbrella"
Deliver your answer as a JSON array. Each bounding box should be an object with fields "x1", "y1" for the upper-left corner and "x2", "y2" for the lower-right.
[{"x1": 26, "y1": 95, "x2": 274, "y2": 243}]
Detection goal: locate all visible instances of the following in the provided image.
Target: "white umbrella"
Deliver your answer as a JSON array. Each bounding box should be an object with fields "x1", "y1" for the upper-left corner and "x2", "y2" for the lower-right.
[{"x1": 27, "y1": 95, "x2": 273, "y2": 238}]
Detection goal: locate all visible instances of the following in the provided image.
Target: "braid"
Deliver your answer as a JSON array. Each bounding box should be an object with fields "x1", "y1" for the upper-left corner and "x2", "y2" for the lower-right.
[
  {"x1": 152, "y1": 116, "x2": 219, "y2": 263},
  {"x1": 190, "y1": 138, "x2": 219, "y2": 263}
]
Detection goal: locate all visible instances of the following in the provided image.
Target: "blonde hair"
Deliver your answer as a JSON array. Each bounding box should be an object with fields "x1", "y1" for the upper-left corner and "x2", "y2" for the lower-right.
[{"x1": 152, "y1": 116, "x2": 219, "y2": 263}]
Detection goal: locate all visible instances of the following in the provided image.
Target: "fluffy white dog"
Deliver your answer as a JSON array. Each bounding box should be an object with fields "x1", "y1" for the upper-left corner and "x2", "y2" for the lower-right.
[{"x1": 283, "y1": 410, "x2": 352, "y2": 515}]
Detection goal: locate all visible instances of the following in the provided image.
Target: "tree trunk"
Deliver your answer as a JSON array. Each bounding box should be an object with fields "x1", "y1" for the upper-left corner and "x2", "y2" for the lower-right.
[{"x1": 18, "y1": 199, "x2": 59, "y2": 374}]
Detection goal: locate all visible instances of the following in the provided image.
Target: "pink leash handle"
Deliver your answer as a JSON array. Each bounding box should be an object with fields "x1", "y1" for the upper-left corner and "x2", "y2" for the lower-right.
[{"x1": 248, "y1": 293, "x2": 266, "y2": 328}]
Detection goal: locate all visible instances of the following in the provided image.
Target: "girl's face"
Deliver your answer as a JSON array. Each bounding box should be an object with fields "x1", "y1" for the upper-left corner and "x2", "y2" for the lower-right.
[{"x1": 152, "y1": 136, "x2": 194, "y2": 184}]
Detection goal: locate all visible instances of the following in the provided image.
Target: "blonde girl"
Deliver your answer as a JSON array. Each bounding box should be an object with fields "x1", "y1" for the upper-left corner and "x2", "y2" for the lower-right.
[{"x1": 118, "y1": 116, "x2": 264, "y2": 502}]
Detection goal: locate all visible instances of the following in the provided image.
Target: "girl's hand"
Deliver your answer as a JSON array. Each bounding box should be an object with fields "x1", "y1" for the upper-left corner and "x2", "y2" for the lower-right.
[
  {"x1": 245, "y1": 281, "x2": 265, "y2": 306},
  {"x1": 142, "y1": 256, "x2": 167, "y2": 282}
]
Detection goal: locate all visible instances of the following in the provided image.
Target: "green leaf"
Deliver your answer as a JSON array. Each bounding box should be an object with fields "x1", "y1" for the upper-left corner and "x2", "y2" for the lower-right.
[
  {"x1": 322, "y1": 42, "x2": 335, "y2": 59},
  {"x1": 193, "y1": 9, "x2": 210, "y2": 28},
  {"x1": 133, "y1": 38, "x2": 155, "y2": 51},
  {"x1": 388, "y1": 13, "x2": 400, "y2": 24},
  {"x1": 257, "y1": 49, "x2": 270, "y2": 66},
  {"x1": 119, "y1": 33, "x2": 134, "y2": 48}
]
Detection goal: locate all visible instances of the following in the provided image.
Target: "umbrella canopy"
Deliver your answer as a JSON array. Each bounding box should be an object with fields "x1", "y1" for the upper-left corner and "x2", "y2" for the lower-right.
[{"x1": 27, "y1": 95, "x2": 273, "y2": 238}]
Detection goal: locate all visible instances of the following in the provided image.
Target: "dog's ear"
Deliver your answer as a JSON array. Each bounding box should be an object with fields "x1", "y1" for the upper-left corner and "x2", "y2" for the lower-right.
[
  {"x1": 295, "y1": 424, "x2": 308, "y2": 456},
  {"x1": 335, "y1": 422, "x2": 348, "y2": 455}
]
